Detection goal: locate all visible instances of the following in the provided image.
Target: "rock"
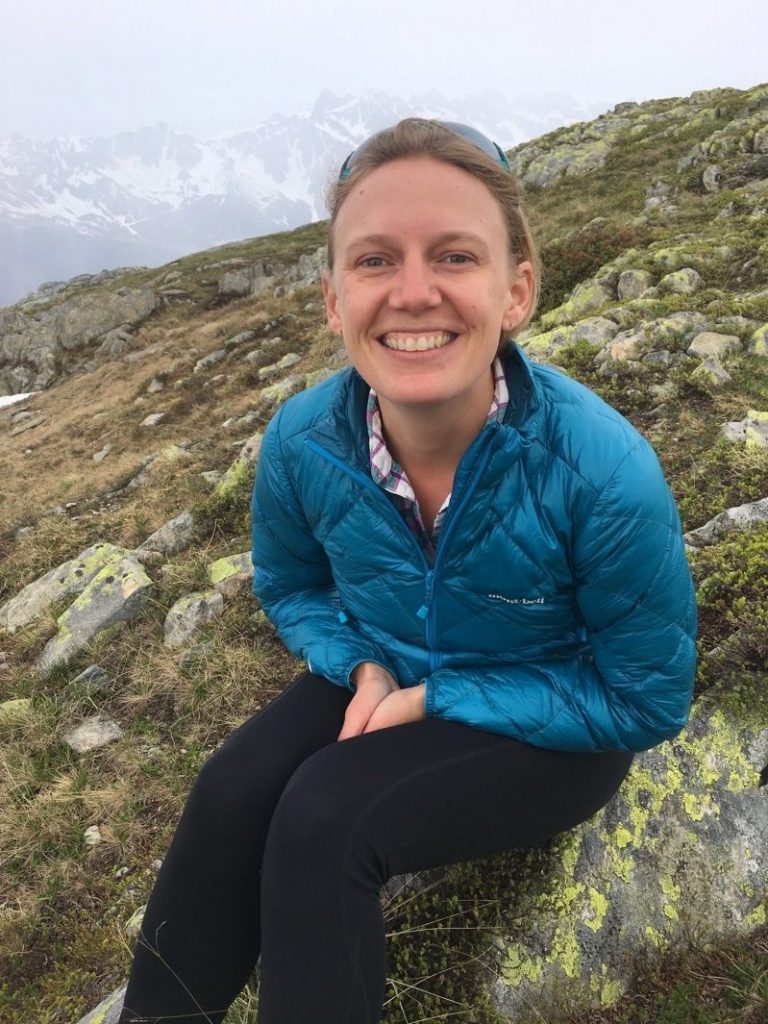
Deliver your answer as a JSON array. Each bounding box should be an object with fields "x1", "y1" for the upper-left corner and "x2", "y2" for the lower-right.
[
  {"x1": 123, "y1": 445, "x2": 192, "y2": 491},
  {"x1": 201, "y1": 470, "x2": 224, "y2": 485},
  {"x1": 63, "y1": 715, "x2": 123, "y2": 753},
  {"x1": 71, "y1": 665, "x2": 112, "y2": 692},
  {"x1": 542, "y1": 279, "x2": 616, "y2": 329},
  {"x1": 659, "y1": 268, "x2": 704, "y2": 295},
  {"x1": 617, "y1": 269, "x2": 654, "y2": 301},
  {"x1": 193, "y1": 349, "x2": 226, "y2": 373},
  {"x1": 147, "y1": 377, "x2": 165, "y2": 393},
  {"x1": 0, "y1": 697, "x2": 33, "y2": 724},
  {"x1": 702, "y1": 164, "x2": 724, "y2": 192},
  {"x1": 690, "y1": 357, "x2": 732, "y2": 387},
  {"x1": 140, "y1": 413, "x2": 166, "y2": 428},
  {"x1": 687, "y1": 332, "x2": 741, "y2": 359},
  {"x1": 73, "y1": 985, "x2": 126, "y2": 1024},
  {"x1": 225, "y1": 330, "x2": 257, "y2": 349},
  {"x1": 747, "y1": 324, "x2": 768, "y2": 356},
  {"x1": 0, "y1": 287, "x2": 158, "y2": 392},
  {"x1": 124, "y1": 904, "x2": 146, "y2": 938},
  {"x1": 9, "y1": 414, "x2": 47, "y2": 436},
  {"x1": 93, "y1": 444, "x2": 112, "y2": 463},
  {"x1": 490, "y1": 703, "x2": 768, "y2": 1020},
  {"x1": 684, "y1": 496, "x2": 768, "y2": 547},
  {"x1": 277, "y1": 352, "x2": 302, "y2": 370},
  {"x1": 36, "y1": 554, "x2": 155, "y2": 675},
  {"x1": 594, "y1": 330, "x2": 644, "y2": 368},
  {"x1": 216, "y1": 431, "x2": 263, "y2": 498},
  {"x1": 259, "y1": 374, "x2": 305, "y2": 408},
  {"x1": 84, "y1": 825, "x2": 103, "y2": 846},
  {"x1": 164, "y1": 590, "x2": 225, "y2": 648},
  {"x1": 208, "y1": 552, "x2": 253, "y2": 597},
  {"x1": 133, "y1": 510, "x2": 196, "y2": 557},
  {"x1": 721, "y1": 410, "x2": 768, "y2": 448},
  {"x1": 0, "y1": 542, "x2": 126, "y2": 633}
]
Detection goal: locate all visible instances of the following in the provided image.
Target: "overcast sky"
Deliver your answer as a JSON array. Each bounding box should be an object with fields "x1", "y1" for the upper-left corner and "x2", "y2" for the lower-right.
[{"x1": 1, "y1": 0, "x2": 765, "y2": 140}]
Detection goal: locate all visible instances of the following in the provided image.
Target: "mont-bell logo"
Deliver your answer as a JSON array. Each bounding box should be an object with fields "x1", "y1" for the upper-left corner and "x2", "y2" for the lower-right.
[{"x1": 488, "y1": 593, "x2": 546, "y2": 606}]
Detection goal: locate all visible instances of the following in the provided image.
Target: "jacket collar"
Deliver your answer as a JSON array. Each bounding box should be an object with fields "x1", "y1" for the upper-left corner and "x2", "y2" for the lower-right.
[{"x1": 307, "y1": 342, "x2": 544, "y2": 468}]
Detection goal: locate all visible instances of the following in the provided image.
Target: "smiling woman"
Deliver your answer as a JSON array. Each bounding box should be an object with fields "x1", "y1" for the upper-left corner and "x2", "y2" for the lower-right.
[{"x1": 117, "y1": 119, "x2": 697, "y2": 1024}]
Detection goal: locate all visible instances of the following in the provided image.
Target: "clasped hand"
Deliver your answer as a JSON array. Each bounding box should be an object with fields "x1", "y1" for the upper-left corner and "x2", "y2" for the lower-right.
[{"x1": 337, "y1": 662, "x2": 426, "y2": 741}]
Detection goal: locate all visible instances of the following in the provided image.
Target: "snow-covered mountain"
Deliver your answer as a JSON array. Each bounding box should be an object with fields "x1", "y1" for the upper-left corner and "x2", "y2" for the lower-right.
[{"x1": 0, "y1": 90, "x2": 605, "y2": 306}]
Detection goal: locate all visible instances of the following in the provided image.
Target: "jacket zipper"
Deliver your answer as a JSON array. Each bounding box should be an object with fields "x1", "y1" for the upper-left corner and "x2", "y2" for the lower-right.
[{"x1": 305, "y1": 426, "x2": 498, "y2": 672}]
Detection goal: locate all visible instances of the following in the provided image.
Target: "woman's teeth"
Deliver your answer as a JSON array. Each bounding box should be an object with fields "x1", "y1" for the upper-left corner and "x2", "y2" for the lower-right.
[{"x1": 380, "y1": 331, "x2": 455, "y2": 351}]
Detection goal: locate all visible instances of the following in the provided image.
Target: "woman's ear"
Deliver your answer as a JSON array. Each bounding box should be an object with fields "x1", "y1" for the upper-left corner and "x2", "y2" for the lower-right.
[
  {"x1": 502, "y1": 260, "x2": 534, "y2": 333},
  {"x1": 321, "y1": 269, "x2": 342, "y2": 335}
]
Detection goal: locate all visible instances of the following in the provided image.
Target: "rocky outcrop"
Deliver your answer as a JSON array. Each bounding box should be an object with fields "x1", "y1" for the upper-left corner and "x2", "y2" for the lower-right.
[{"x1": 0, "y1": 287, "x2": 159, "y2": 394}]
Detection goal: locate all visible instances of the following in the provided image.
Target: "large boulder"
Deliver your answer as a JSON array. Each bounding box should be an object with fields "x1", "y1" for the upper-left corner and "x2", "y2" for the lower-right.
[
  {"x1": 36, "y1": 554, "x2": 154, "y2": 675},
  {"x1": 490, "y1": 702, "x2": 768, "y2": 1020}
]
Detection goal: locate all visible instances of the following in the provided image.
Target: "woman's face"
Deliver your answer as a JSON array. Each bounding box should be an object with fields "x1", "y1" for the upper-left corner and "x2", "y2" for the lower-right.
[{"x1": 322, "y1": 156, "x2": 533, "y2": 420}]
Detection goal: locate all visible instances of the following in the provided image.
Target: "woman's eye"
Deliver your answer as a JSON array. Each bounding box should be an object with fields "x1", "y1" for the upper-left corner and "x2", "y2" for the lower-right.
[
  {"x1": 358, "y1": 256, "x2": 387, "y2": 268},
  {"x1": 443, "y1": 253, "x2": 473, "y2": 264}
]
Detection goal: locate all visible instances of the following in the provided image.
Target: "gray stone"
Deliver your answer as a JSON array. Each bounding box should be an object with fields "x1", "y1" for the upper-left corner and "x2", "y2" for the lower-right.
[
  {"x1": 659, "y1": 267, "x2": 704, "y2": 295},
  {"x1": 71, "y1": 665, "x2": 112, "y2": 691},
  {"x1": 36, "y1": 554, "x2": 154, "y2": 675},
  {"x1": 259, "y1": 374, "x2": 305, "y2": 407},
  {"x1": 63, "y1": 715, "x2": 123, "y2": 753},
  {"x1": 208, "y1": 551, "x2": 253, "y2": 597},
  {"x1": 277, "y1": 352, "x2": 302, "y2": 370},
  {"x1": 147, "y1": 377, "x2": 165, "y2": 393},
  {"x1": 687, "y1": 332, "x2": 741, "y2": 358},
  {"x1": 73, "y1": 985, "x2": 126, "y2": 1024},
  {"x1": 489, "y1": 703, "x2": 768, "y2": 1020},
  {"x1": 93, "y1": 444, "x2": 112, "y2": 463},
  {"x1": 690, "y1": 357, "x2": 732, "y2": 386},
  {"x1": 747, "y1": 324, "x2": 768, "y2": 357},
  {"x1": 684, "y1": 496, "x2": 768, "y2": 547},
  {"x1": 702, "y1": 164, "x2": 724, "y2": 192},
  {"x1": 617, "y1": 269, "x2": 654, "y2": 301},
  {"x1": 0, "y1": 697, "x2": 33, "y2": 724},
  {"x1": 163, "y1": 590, "x2": 225, "y2": 648},
  {"x1": 9, "y1": 414, "x2": 47, "y2": 436},
  {"x1": 203, "y1": 374, "x2": 227, "y2": 388},
  {"x1": 225, "y1": 330, "x2": 257, "y2": 349},
  {"x1": 140, "y1": 413, "x2": 166, "y2": 428},
  {"x1": 721, "y1": 410, "x2": 768, "y2": 448},
  {"x1": 84, "y1": 825, "x2": 103, "y2": 846},
  {"x1": 0, "y1": 542, "x2": 126, "y2": 633},
  {"x1": 193, "y1": 349, "x2": 226, "y2": 373},
  {"x1": 133, "y1": 510, "x2": 196, "y2": 557}
]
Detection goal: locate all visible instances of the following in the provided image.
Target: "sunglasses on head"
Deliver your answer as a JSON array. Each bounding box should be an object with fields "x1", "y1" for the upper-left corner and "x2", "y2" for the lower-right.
[{"x1": 338, "y1": 121, "x2": 512, "y2": 181}]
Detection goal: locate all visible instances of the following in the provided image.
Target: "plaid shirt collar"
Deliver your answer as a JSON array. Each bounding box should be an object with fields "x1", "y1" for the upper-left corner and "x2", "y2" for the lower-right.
[{"x1": 366, "y1": 358, "x2": 509, "y2": 558}]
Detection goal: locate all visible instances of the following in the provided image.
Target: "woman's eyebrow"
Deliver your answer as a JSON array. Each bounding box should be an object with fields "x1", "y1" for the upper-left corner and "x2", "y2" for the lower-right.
[{"x1": 345, "y1": 231, "x2": 492, "y2": 251}]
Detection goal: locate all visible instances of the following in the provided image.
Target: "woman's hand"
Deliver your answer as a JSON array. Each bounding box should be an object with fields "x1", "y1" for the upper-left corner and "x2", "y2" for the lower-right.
[
  {"x1": 363, "y1": 683, "x2": 426, "y2": 734},
  {"x1": 337, "y1": 662, "x2": 400, "y2": 740}
]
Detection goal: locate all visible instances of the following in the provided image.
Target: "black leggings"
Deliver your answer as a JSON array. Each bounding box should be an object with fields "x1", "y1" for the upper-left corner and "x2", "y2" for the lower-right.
[{"x1": 119, "y1": 672, "x2": 634, "y2": 1024}]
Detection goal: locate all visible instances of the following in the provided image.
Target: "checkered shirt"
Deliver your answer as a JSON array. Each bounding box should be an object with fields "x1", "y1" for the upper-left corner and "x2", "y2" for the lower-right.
[{"x1": 367, "y1": 358, "x2": 509, "y2": 562}]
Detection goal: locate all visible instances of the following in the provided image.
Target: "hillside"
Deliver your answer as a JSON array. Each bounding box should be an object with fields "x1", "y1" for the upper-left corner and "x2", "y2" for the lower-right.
[{"x1": 1, "y1": 83, "x2": 768, "y2": 1024}]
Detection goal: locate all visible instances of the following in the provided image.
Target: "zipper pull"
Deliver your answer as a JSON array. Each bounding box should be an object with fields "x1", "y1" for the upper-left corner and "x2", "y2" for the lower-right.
[{"x1": 417, "y1": 570, "x2": 435, "y2": 619}]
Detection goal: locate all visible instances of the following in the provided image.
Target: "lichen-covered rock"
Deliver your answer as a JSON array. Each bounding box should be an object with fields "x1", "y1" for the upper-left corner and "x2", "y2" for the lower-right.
[
  {"x1": 63, "y1": 714, "x2": 123, "y2": 753},
  {"x1": 259, "y1": 373, "x2": 305, "y2": 407},
  {"x1": 747, "y1": 323, "x2": 768, "y2": 356},
  {"x1": 163, "y1": 590, "x2": 225, "y2": 648},
  {"x1": 684, "y1": 496, "x2": 768, "y2": 547},
  {"x1": 594, "y1": 330, "x2": 644, "y2": 370},
  {"x1": 721, "y1": 410, "x2": 768, "y2": 448},
  {"x1": 490, "y1": 703, "x2": 768, "y2": 1021},
  {"x1": 74, "y1": 984, "x2": 126, "y2": 1024},
  {"x1": 36, "y1": 555, "x2": 154, "y2": 675},
  {"x1": 0, "y1": 697, "x2": 33, "y2": 724},
  {"x1": 659, "y1": 267, "x2": 704, "y2": 295},
  {"x1": 520, "y1": 318, "x2": 619, "y2": 360},
  {"x1": 133, "y1": 510, "x2": 196, "y2": 557},
  {"x1": 687, "y1": 332, "x2": 741, "y2": 359},
  {"x1": 690, "y1": 357, "x2": 732, "y2": 387},
  {"x1": 208, "y1": 551, "x2": 253, "y2": 597},
  {"x1": 541, "y1": 280, "x2": 616, "y2": 329},
  {"x1": 617, "y1": 269, "x2": 654, "y2": 300},
  {"x1": 140, "y1": 412, "x2": 165, "y2": 428},
  {"x1": 216, "y1": 431, "x2": 263, "y2": 498},
  {"x1": 0, "y1": 542, "x2": 126, "y2": 633}
]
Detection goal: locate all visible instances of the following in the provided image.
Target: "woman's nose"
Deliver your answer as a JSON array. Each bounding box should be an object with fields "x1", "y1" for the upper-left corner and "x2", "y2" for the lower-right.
[{"x1": 388, "y1": 258, "x2": 441, "y2": 310}]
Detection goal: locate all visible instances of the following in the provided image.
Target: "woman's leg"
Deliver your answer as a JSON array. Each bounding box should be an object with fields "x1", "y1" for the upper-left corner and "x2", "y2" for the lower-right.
[
  {"x1": 118, "y1": 672, "x2": 352, "y2": 1024},
  {"x1": 257, "y1": 717, "x2": 633, "y2": 1024}
]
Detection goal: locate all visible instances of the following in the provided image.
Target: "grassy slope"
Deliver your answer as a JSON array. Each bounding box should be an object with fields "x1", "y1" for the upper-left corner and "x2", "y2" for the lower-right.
[{"x1": 1, "y1": 84, "x2": 767, "y2": 1023}]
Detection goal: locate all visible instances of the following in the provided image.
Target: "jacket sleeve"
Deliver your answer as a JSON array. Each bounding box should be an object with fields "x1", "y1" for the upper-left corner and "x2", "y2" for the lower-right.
[
  {"x1": 251, "y1": 406, "x2": 398, "y2": 692},
  {"x1": 424, "y1": 439, "x2": 697, "y2": 752}
]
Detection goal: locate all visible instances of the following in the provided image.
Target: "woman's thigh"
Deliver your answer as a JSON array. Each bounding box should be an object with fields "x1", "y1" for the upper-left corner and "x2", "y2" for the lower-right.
[{"x1": 271, "y1": 716, "x2": 634, "y2": 879}]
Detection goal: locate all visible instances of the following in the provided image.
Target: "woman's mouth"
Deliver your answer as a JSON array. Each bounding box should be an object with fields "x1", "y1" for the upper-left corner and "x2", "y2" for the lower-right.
[{"x1": 378, "y1": 331, "x2": 457, "y2": 352}]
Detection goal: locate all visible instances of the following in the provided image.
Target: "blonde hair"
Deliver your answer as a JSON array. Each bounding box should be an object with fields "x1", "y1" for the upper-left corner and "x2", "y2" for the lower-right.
[{"x1": 325, "y1": 118, "x2": 541, "y2": 333}]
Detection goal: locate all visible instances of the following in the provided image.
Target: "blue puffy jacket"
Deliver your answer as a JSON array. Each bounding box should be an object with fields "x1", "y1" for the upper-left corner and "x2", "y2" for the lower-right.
[{"x1": 251, "y1": 343, "x2": 697, "y2": 753}]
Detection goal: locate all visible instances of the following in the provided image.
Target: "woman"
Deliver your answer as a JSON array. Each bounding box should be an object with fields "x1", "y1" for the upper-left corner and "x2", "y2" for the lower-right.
[{"x1": 118, "y1": 119, "x2": 697, "y2": 1024}]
